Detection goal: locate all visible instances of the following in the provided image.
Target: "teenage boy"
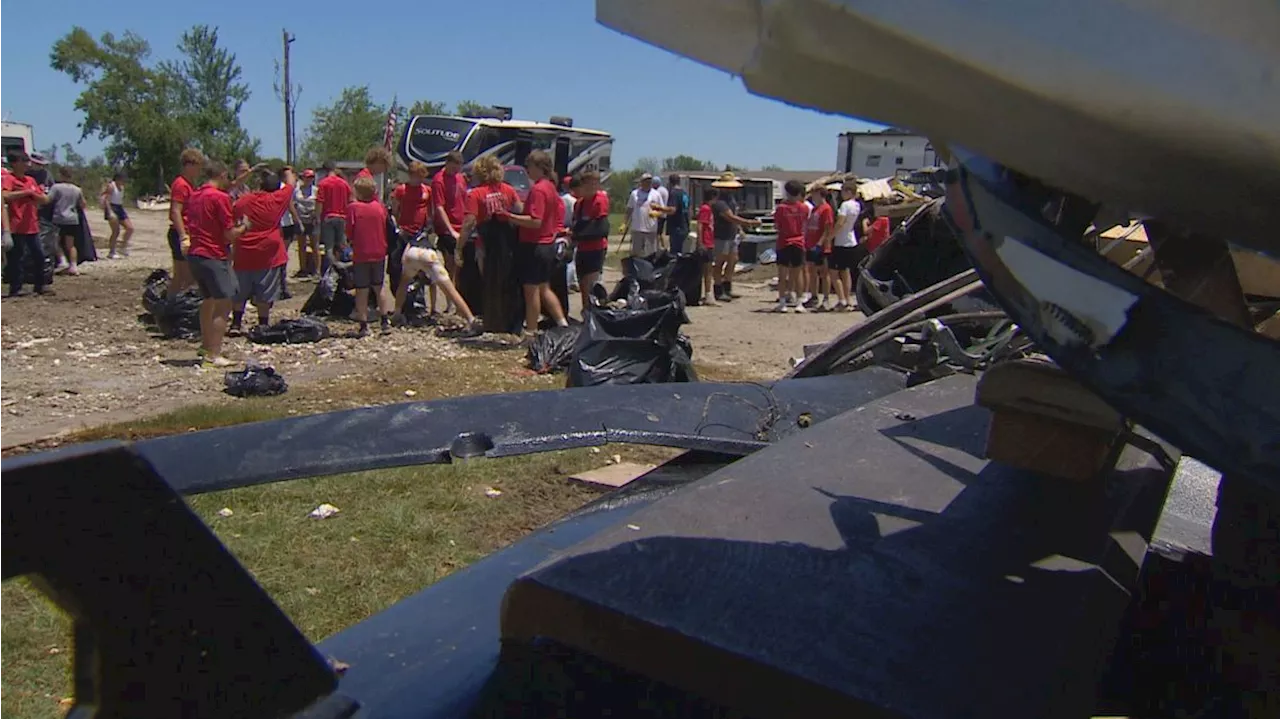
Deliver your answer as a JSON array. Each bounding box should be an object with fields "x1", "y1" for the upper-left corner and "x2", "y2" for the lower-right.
[
  {"x1": 230, "y1": 170, "x2": 295, "y2": 332},
  {"x1": 697, "y1": 188, "x2": 718, "y2": 305},
  {"x1": 773, "y1": 180, "x2": 810, "y2": 313},
  {"x1": 48, "y1": 167, "x2": 87, "y2": 276},
  {"x1": 829, "y1": 182, "x2": 864, "y2": 312},
  {"x1": 2, "y1": 151, "x2": 51, "y2": 297},
  {"x1": 804, "y1": 186, "x2": 835, "y2": 310},
  {"x1": 186, "y1": 161, "x2": 248, "y2": 366},
  {"x1": 168, "y1": 148, "x2": 205, "y2": 292},
  {"x1": 345, "y1": 176, "x2": 394, "y2": 337},
  {"x1": 358, "y1": 146, "x2": 392, "y2": 182},
  {"x1": 568, "y1": 170, "x2": 610, "y2": 312},
  {"x1": 390, "y1": 161, "x2": 432, "y2": 298},
  {"x1": 315, "y1": 160, "x2": 351, "y2": 276},
  {"x1": 431, "y1": 151, "x2": 468, "y2": 291}
]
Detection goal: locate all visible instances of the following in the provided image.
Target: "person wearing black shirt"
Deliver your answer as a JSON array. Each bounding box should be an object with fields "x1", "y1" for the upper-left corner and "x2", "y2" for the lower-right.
[{"x1": 665, "y1": 174, "x2": 691, "y2": 254}]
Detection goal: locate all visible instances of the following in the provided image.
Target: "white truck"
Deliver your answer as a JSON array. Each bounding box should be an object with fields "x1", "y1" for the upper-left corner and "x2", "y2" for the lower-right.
[{"x1": 2, "y1": 121, "x2": 35, "y2": 160}]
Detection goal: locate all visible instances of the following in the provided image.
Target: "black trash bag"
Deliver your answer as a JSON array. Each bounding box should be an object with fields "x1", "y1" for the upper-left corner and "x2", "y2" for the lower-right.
[
  {"x1": 666, "y1": 253, "x2": 707, "y2": 306},
  {"x1": 247, "y1": 317, "x2": 331, "y2": 344},
  {"x1": 76, "y1": 207, "x2": 98, "y2": 263},
  {"x1": 302, "y1": 267, "x2": 357, "y2": 318},
  {"x1": 608, "y1": 275, "x2": 641, "y2": 304},
  {"x1": 142, "y1": 269, "x2": 170, "y2": 318},
  {"x1": 156, "y1": 289, "x2": 203, "y2": 340},
  {"x1": 526, "y1": 323, "x2": 582, "y2": 373},
  {"x1": 567, "y1": 289, "x2": 697, "y2": 387},
  {"x1": 403, "y1": 280, "x2": 431, "y2": 325},
  {"x1": 224, "y1": 365, "x2": 288, "y2": 397}
]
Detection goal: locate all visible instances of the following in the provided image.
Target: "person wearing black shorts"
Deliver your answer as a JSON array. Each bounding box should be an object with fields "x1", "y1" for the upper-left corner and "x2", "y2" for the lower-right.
[
  {"x1": 569, "y1": 170, "x2": 611, "y2": 313},
  {"x1": 505, "y1": 150, "x2": 569, "y2": 337},
  {"x1": 829, "y1": 182, "x2": 865, "y2": 311}
]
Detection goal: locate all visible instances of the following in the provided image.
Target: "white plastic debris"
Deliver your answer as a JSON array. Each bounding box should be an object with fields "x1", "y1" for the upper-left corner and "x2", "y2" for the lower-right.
[
  {"x1": 610, "y1": 454, "x2": 622, "y2": 465},
  {"x1": 483, "y1": 487, "x2": 503, "y2": 498},
  {"x1": 590, "y1": 447, "x2": 602, "y2": 454},
  {"x1": 626, "y1": 524, "x2": 641, "y2": 531},
  {"x1": 309, "y1": 503, "x2": 341, "y2": 519},
  {"x1": 216, "y1": 507, "x2": 234, "y2": 518},
  {"x1": 404, "y1": 389, "x2": 417, "y2": 397}
]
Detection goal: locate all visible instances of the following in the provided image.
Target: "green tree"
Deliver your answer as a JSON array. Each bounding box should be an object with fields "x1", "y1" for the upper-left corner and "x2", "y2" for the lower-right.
[
  {"x1": 661, "y1": 155, "x2": 717, "y2": 172},
  {"x1": 160, "y1": 25, "x2": 260, "y2": 163},
  {"x1": 760, "y1": 163, "x2": 784, "y2": 171},
  {"x1": 633, "y1": 156, "x2": 661, "y2": 175},
  {"x1": 407, "y1": 99, "x2": 447, "y2": 116},
  {"x1": 723, "y1": 163, "x2": 746, "y2": 172},
  {"x1": 50, "y1": 27, "x2": 188, "y2": 192},
  {"x1": 300, "y1": 86, "x2": 388, "y2": 165},
  {"x1": 454, "y1": 100, "x2": 488, "y2": 117}
]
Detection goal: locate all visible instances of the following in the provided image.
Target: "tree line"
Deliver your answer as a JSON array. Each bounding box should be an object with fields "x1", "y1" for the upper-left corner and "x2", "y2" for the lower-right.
[{"x1": 50, "y1": 25, "x2": 765, "y2": 198}]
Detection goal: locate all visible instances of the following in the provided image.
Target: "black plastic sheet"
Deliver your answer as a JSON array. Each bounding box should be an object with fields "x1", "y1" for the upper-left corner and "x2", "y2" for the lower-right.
[
  {"x1": 567, "y1": 290, "x2": 697, "y2": 387},
  {"x1": 526, "y1": 324, "x2": 582, "y2": 374},
  {"x1": 247, "y1": 317, "x2": 331, "y2": 344},
  {"x1": 224, "y1": 366, "x2": 288, "y2": 397}
]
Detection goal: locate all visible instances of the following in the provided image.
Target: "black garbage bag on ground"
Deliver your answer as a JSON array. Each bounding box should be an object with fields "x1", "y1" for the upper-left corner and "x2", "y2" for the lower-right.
[
  {"x1": 403, "y1": 280, "x2": 431, "y2": 325},
  {"x1": 156, "y1": 290, "x2": 203, "y2": 339},
  {"x1": 302, "y1": 267, "x2": 357, "y2": 318},
  {"x1": 666, "y1": 253, "x2": 707, "y2": 306},
  {"x1": 142, "y1": 269, "x2": 170, "y2": 318},
  {"x1": 616, "y1": 251, "x2": 707, "y2": 306},
  {"x1": 526, "y1": 323, "x2": 582, "y2": 373},
  {"x1": 248, "y1": 317, "x2": 331, "y2": 344},
  {"x1": 224, "y1": 365, "x2": 288, "y2": 397},
  {"x1": 567, "y1": 289, "x2": 698, "y2": 387}
]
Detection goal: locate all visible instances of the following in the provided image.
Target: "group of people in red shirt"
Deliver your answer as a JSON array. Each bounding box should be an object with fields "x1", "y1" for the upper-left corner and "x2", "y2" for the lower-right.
[{"x1": 163, "y1": 142, "x2": 616, "y2": 366}]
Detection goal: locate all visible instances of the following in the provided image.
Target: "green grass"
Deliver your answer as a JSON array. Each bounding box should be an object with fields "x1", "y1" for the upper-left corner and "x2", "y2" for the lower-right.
[{"x1": 0, "y1": 341, "x2": 701, "y2": 718}]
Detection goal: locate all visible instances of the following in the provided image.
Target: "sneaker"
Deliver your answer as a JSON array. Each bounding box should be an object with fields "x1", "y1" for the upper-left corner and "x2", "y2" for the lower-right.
[
  {"x1": 793, "y1": 302, "x2": 808, "y2": 313},
  {"x1": 460, "y1": 318, "x2": 484, "y2": 338},
  {"x1": 107, "y1": 252, "x2": 121, "y2": 260},
  {"x1": 817, "y1": 301, "x2": 831, "y2": 313},
  {"x1": 799, "y1": 293, "x2": 812, "y2": 306},
  {"x1": 356, "y1": 323, "x2": 370, "y2": 338},
  {"x1": 803, "y1": 296, "x2": 820, "y2": 310},
  {"x1": 380, "y1": 318, "x2": 392, "y2": 335},
  {"x1": 203, "y1": 356, "x2": 234, "y2": 368},
  {"x1": 228, "y1": 323, "x2": 243, "y2": 337},
  {"x1": 845, "y1": 303, "x2": 859, "y2": 312},
  {"x1": 702, "y1": 297, "x2": 718, "y2": 306},
  {"x1": 772, "y1": 300, "x2": 789, "y2": 313}
]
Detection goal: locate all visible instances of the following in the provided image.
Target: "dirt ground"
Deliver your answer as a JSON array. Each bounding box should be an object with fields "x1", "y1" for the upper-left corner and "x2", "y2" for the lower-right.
[{"x1": 0, "y1": 209, "x2": 862, "y2": 448}]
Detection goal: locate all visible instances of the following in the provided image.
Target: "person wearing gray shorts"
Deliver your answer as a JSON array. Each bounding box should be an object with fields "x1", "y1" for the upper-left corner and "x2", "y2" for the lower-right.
[
  {"x1": 320, "y1": 216, "x2": 345, "y2": 275},
  {"x1": 631, "y1": 230, "x2": 660, "y2": 258},
  {"x1": 234, "y1": 265, "x2": 284, "y2": 326},
  {"x1": 190, "y1": 254, "x2": 239, "y2": 300}
]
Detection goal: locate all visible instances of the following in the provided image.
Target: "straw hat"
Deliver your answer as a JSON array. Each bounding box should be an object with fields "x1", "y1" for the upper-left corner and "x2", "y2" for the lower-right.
[{"x1": 711, "y1": 172, "x2": 743, "y2": 189}]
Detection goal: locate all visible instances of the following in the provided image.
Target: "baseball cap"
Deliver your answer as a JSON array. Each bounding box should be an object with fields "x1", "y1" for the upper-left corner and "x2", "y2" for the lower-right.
[{"x1": 639, "y1": 172, "x2": 653, "y2": 182}]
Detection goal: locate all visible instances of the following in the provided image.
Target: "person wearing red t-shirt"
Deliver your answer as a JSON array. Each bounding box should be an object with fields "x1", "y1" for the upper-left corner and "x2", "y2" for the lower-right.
[
  {"x1": 458, "y1": 155, "x2": 522, "y2": 333},
  {"x1": 567, "y1": 170, "x2": 610, "y2": 313},
  {"x1": 697, "y1": 188, "x2": 719, "y2": 306},
  {"x1": 390, "y1": 161, "x2": 433, "y2": 302},
  {"x1": 804, "y1": 187, "x2": 836, "y2": 311},
  {"x1": 346, "y1": 176, "x2": 394, "y2": 337},
  {"x1": 315, "y1": 161, "x2": 352, "y2": 276},
  {"x1": 229, "y1": 170, "x2": 295, "y2": 333},
  {"x1": 357, "y1": 146, "x2": 392, "y2": 185},
  {"x1": 167, "y1": 148, "x2": 205, "y2": 293},
  {"x1": 2, "y1": 151, "x2": 52, "y2": 297},
  {"x1": 431, "y1": 150, "x2": 468, "y2": 287},
  {"x1": 772, "y1": 180, "x2": 811, "y2": 313},
  {"x1": 505, "y1": 150, "x2": 568, "y2": 337},
  {"x1": 186, "y1": 161, "x2": 249, "y2": 366}
]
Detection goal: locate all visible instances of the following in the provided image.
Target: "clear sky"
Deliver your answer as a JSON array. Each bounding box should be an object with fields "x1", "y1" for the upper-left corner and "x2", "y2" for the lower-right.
[{"x1": 0, "y1": 0, "x2": 878, "y2": 170}]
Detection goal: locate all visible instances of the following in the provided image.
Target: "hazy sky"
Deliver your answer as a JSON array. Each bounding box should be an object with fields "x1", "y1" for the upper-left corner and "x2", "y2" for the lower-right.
[{"x1": 0, "y1": 0, "x2": 881, "y2": 170}]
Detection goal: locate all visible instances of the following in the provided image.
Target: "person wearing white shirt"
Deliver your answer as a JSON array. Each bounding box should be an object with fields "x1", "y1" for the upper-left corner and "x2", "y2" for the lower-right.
[
  {"x1": 622, "y1": 173, "x2": 669, "y2": 257},
  {"x1": 828, "y1": 182, "x2": 864, "y2": 312},
  {"x1": 561, "y1": 176, "x2": 579, "y2": 289}
]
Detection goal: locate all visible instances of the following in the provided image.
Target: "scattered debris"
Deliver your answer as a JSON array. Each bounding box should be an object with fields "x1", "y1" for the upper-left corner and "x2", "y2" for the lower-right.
[
  {"x1": 483, "y1": 487, "x2": 503, "y2": 498},
  {"x1": 797, "y1": 412, "x2": 814, "y2": 428},
  {"x1": 626, "y1": 524, "x2": 642, "y2": 531},
  {"x1": 590, "y1": 447, "x2": 602, "y2": 454},
  {"x1": 216, "y1": 507, "x2": 234, "y2": 518},
  {"x1": 610, "y1": 454, "x2": 622, "y2": 465},
  {"x1": 308, "y1": 503, "x2": 341, "y2": 519},
  {"x1": 224, "y1": 365, "x2": 288, "y2": 398},
  {"x1": 570, "y1": 462, "x2": 657, "y2": 488},
  {"x1": 327, "y1": 657, "x2": 351, "y2": 675},
  {"x1": 404, "y1": 389, "x2": 417, "y2": 397}
]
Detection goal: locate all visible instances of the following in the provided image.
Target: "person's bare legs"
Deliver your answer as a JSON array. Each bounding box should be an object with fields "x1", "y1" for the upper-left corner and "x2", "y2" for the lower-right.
[
  {"x1": 702, "y1": 262, "x2": 716, "y2": 305},
  {"x1": 172, "y1": 260, "x2": 194, "y2": 293},
  {"x1": 61, "y1": 233, "x2": 79, "y2": 275},
  {"x1": 106, "y1": 215, "x2": 121, "y2": 257},
  {"x1": 201, "y1": 298, "x2": 232, "y2": 359},
  {"x1": 435, "y1": 278, "x2": 475, "y2": 323},
  {"x1": 539, "y1": 283, "x2": 566, "y2": 326},
  {"x1": 442, "y1": 253, "x2": 458, "y2": 312},
  {"x1": 251, "y1": 299, "x2": 272, "y2": 326},
  {"x1": 578, "y1": 270, "x2": 600, "y2": 314},
  {"x1": 120, "y1": 217, "x2": 134, "y2": 256},
  {"x1": 522, "y1": 284, "x2": 541, "y2": 335},
  {"x1": 393, "y1": 266, "x2": 415, "y2": 316}
]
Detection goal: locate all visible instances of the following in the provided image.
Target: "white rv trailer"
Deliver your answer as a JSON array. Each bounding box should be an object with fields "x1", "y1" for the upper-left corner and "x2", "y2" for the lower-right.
[{"x1": 398, "y1": 107, "x2": 613, "y2": 181}]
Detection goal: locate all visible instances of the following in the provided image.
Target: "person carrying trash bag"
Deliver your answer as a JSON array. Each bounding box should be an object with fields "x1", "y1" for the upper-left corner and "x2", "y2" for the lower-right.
[{"x1": 461, "y1": 155, "x2": 524, "y2": 334}]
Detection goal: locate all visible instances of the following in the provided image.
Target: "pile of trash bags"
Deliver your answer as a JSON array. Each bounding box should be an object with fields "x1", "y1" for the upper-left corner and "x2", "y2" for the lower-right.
[
  {"x1": 141, "y1": 269, "x2": 202, "y2": 340},
  {"x1": 224, "y1": 365, "x2": 288, "y2": 397},
  {"x1": 566, "y1": 284, "x2": 697, "y2": 387},
  {"x1": 301, "y1": 266, "x2": 357, "y2": 319},
  {"x1": 248, "y1": 317, "x2": 331, "y2": 344},
  {"x1": 615, "y1": 250, "x2": 706, "y2": 306}
]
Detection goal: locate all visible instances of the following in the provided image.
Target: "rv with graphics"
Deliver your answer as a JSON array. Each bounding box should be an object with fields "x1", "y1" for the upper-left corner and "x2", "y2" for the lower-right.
[{"x1": 397, "y1": 106, "x2": 612, "y2": 181}]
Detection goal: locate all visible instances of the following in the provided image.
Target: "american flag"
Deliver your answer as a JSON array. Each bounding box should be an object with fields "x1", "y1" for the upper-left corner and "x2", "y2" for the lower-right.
[{"x1": 383, "y1": 96, "x2": 398, "y2": 152}]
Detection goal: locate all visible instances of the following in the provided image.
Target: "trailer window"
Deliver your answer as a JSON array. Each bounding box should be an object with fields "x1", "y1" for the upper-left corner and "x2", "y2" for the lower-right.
[{"x1": 408, "y1": 117, "x2": 474, "y2": 159}]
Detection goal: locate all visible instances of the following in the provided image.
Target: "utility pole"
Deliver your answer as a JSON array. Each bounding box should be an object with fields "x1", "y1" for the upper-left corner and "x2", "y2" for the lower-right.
[{"x1": 282, "y1": 29, "x2": 297, "y2": 163}]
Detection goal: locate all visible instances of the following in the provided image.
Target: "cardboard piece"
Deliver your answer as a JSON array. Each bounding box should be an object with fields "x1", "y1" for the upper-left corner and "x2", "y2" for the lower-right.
[{"x1": 570, "y1": 462, "x2": 657, "y2": 489}]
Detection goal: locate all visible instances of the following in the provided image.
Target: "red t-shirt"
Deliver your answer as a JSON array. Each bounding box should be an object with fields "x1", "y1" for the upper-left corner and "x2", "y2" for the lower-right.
[
  {"x1": 519, "y1": 178, "x2": 563, "y2": 245},
  {"x1": 431, "y1": 169, "x2": 467, "y2": 235},
  {"x1": 316, "y1": 174, "x2": 351, "y2": 218},
  {"x1": 697, "y1": 204, "x2": 715, "y2": 249},
  {"x1": 866, "y1": 216, "x2": 891, "y2": 252},
  {"x1": 346, "y1": 199, "x2": 388, "y2": 263},
  {"x1": 2, "y1": 173, "x2": 44, "y2": 234},
  {"x1": 465, "y1": 182, "x2": 520, "y2": 224},
  {"x1": 804, "y1": 201, "x2": 834, "y2": 250},
  {"x1": 169, "y1": 175, "x2": 195, "y2": 230},
  {"x1": 572, "y1": 190, "x2": 610, "y2": 252},
  {"x1": 774, "y1": 200, "x2": 810, "y2": 249},
  {"x1": 232, "y1": 187, "x2": 293, "y2": 271},
  {"x1": 391, "y1": 182, "x2": 432, "y2": 234},
  {"x1": 186, "y1": 184, "x2": 235, "y2": 260}
]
